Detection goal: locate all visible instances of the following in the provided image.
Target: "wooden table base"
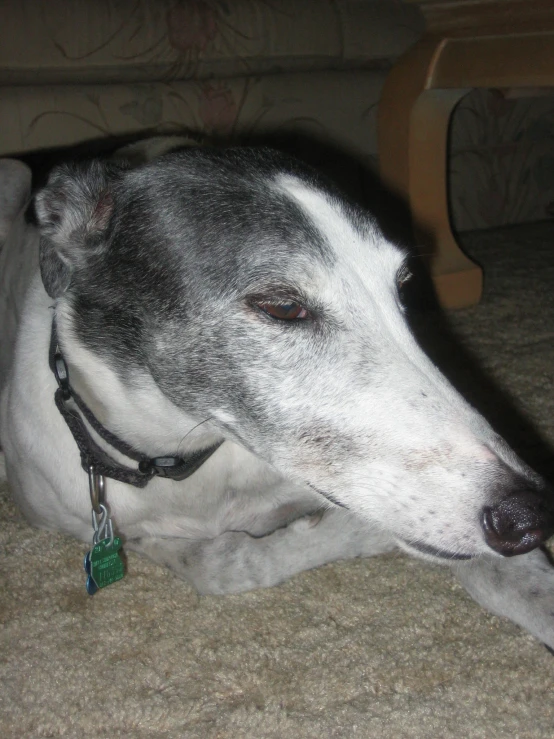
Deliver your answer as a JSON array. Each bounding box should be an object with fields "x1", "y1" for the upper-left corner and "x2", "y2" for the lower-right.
[{"x1": 378, "y1": 0, "x2": 554, "y2": 308}]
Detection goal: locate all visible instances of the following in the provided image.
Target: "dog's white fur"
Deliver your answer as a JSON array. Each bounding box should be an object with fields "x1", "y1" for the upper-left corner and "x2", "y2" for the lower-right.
[{"x1": 0, "y1": 150, "x2": 553, "y2": 653}]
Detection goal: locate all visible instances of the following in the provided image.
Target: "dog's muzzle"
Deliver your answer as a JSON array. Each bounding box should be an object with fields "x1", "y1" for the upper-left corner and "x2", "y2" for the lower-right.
[{"x1": 481, "y1": 478, "x2": 554, "y2": 556}]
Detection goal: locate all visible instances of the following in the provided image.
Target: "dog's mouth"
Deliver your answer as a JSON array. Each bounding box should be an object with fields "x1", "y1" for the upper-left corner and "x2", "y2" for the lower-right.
[
  {"x1": 399, "y1": 539, "x2": 475, "y2": 561},
  {"x1": 309, "y1": 484, "x2": 477, "y2": 561}
]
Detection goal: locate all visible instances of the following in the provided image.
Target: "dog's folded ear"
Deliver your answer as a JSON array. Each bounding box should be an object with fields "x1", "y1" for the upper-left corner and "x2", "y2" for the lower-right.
[{"x1": 35, "y1": 159, "x2": 126, "y2": 298}]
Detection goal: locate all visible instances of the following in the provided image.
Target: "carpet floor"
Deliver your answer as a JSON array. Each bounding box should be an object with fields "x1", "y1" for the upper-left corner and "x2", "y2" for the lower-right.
[{"x1": 1, "y1": 222, "x2": 554, "y2": 739}]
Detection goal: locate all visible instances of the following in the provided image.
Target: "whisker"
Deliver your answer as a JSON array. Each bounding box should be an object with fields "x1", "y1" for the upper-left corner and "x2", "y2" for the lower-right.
[{"x1": 176, "y1": 416, "x2": 214, "y2": 455}]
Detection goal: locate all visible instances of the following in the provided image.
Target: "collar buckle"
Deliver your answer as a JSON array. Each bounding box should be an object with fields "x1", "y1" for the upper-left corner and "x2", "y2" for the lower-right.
[
  {"x1": 53, "y1": 352, "x2": 71, "y2": 400},
  {"x1": 139, "y1": 456, "x2": 207, "y2": 481},
  {"x1": 49, "y1": 318, "x2": 223, "y2": 488}
]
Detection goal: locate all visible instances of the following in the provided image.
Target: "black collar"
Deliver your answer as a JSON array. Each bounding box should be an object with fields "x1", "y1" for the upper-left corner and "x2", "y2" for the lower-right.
[{"x1": 49, "y1": 321, "x2": 223, "y2": 488}]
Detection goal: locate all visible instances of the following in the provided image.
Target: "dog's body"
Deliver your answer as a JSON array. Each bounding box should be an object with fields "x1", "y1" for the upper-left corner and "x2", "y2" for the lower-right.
[{"x1": 1, "y1": 148, "x2": 554, "y2": 650}]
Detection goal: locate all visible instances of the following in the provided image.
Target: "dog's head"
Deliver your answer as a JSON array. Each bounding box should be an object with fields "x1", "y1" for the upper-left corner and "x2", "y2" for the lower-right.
[{"x1": 34, "y1": 148, "x2": 554, "y2": 561}]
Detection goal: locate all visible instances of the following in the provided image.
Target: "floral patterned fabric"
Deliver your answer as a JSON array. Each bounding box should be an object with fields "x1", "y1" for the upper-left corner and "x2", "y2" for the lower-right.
[
  {"x1": 0, "y1": 0, "x2": 421, "y2": 84},
  {"x1": 1, "y1": 69, "x2": 390, "y2": 219},
  {"x1": 0, "y1": 0, "x2": 421, "y2": 217},
  {"x1": 449, "y1": 88, "x2": 554, "y2": 231},
  {"x1": 0, "y1": 71, "x2": 385, "y2": 176},
  {"x1": 3, "y1": 1, "x2": 552, "y2": 230}
]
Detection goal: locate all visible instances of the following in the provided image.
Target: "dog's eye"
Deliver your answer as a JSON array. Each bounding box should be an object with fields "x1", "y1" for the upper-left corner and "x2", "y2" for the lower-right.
[
  {"x1": 397, "y1": 264, "x2": 412, "y2": 288},
  {"x1": 257, "y1": 301, "x2": 309, "y2": 321}
]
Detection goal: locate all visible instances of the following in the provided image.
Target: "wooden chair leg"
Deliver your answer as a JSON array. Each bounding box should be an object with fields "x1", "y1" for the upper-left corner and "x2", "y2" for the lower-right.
[
  {"x1": 409, "y1": 89, "x2": 483, "y2": 309},
  {"x1": 378, "y1": 41, "x2": 483, "y2": 309}
]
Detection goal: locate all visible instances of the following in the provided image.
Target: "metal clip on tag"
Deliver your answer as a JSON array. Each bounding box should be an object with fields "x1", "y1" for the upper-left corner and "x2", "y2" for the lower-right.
[
  {"x1": 84, "y1": 467, "x2": 125, "y2": 595},
  {"x1": 89, "y1": 465, "x2": 105, "y2": 515}
]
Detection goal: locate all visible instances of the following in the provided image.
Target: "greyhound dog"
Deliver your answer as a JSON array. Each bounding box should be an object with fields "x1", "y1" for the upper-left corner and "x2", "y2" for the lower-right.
[{"x1": 0, "y1": 148, "x2": 553, "y2": 650}]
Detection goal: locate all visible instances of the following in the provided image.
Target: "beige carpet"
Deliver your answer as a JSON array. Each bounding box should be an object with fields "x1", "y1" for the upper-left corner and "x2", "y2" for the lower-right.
[{"x1": 1, "y1": 223, "x2": 554, "y2": 739}]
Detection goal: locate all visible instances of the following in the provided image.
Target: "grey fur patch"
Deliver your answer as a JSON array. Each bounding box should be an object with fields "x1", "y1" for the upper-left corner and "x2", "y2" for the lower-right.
[{"x1": 35, "y1": 160, "x2": 126, "y2": 297}]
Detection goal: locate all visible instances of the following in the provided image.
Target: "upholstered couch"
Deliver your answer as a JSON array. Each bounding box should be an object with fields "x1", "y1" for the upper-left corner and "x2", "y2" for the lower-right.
[
  {"x1": 0, "y1": 0, "x2": 422, "y2": 170},
  {"x1": 4, "y1": 1, "x2": 554, "y2": 309}
]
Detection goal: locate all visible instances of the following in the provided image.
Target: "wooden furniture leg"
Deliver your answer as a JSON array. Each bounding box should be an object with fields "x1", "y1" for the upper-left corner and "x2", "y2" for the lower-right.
[
  {"x1": 379, "y1": 0, "x2": 554, "y2": 309},
  {"x1": 410, "y1": 88, "x2": 483, "y2": 308},
  {"x1": 378, "y1": 39, "x2": 483, "y2": 309}
]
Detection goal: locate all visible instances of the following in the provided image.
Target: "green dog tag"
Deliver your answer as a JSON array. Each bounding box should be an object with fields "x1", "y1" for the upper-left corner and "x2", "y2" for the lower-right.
[{"x1": 88, "y1": 536, "x2": 125, "y2": 590}]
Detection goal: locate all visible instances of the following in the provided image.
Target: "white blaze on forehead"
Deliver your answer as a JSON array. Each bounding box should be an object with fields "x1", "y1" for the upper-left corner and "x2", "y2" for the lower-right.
[
  {"x1": 273, "y1": 174, "x2": 405, "y2": 287},
  {"x1": 272, "y1": 174, "x2": 409, "y2": 331}
]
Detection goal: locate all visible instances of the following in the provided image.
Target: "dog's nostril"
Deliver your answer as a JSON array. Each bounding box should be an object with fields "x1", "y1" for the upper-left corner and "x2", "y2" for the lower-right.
[{"x1": 482, "y1": 489, "x2": 554, "y2": 556}]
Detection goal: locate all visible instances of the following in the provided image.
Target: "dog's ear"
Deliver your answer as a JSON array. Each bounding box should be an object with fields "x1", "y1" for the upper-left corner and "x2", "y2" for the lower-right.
[{"x1": 35, "y1": 160, "x2": 125, "y2": 298}]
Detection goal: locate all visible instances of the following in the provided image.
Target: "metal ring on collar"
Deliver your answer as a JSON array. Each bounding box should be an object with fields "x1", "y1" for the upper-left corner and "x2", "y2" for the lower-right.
[{"x1": 88, "y1": 465, "x2": 106, "y2": 514}]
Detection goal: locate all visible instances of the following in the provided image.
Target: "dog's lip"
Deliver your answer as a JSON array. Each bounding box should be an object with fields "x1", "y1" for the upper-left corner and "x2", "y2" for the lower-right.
[
  {"x1": 307, "y1": 483, "x2": 349, "y2": 509},
  {"x1": 306, "y1": 484, "x2": 476, "y2": 560},
  {"x1": 399, "y1": 539, "x2": 475, "y2": 561}
]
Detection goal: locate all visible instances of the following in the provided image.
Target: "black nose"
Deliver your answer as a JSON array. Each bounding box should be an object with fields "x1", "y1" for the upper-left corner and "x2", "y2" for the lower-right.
[{"x1": 482, "y1": 487, "x2": 554, "y2": 556}]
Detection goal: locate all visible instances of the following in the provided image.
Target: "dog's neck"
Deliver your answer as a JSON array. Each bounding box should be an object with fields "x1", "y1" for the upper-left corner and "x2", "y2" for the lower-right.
[{"x1": 50, "y1": 312, "x2": 224, "y2": 484}]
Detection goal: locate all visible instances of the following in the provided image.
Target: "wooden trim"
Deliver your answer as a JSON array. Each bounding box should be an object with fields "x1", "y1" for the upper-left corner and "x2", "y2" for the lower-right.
[
  {"x1": 432, "y1": 34, "x2": 554, "y2": 89},
  {"x1": 407, "y1": 0, "x2": 554, "y2": 36},
  {"x1": 379, "y1": 0, "x2": 554, "y2": 308},
  {"x1": 432, "y1": 267, "x2": 483, "y2": 310}
]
